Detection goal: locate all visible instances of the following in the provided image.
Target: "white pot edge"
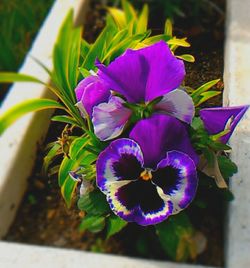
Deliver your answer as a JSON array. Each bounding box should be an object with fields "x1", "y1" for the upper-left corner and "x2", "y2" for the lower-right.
[{"x1": 223, "y1": 0, "x2": 250, "y2": 268}]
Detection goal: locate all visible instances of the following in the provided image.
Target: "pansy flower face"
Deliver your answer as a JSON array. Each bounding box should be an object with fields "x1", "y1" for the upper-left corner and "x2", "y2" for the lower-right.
[
  {"x1": 75, "y1": 41, "x2": 195, "y2": 141},
  {"x1": 96, "y1": 115, "x2": 198, "y2": 225}
]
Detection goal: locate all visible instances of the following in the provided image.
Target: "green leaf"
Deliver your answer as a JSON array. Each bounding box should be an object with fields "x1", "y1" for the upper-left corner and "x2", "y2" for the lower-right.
[
  {"x1": 142, "y1": 34, "x2": 171, "y2": 46},
  {"x1": 78, "y1": 189, "x2": 110, "y2": 215},
  {"x1": 107, "y1": 7, "x2": 127, "y2": 29},
  {"x1": 48, "y1": 164, "x2": 60, "y2": 177},
  {"x1": 202, "y1": 147, "x2": 215, "y2": 167},
  {"x1": 106, "y1": 28, "x2": 129, "y2": 53},
  {"x1": 82, "y1": 23, "x2": 116, "y2": 70},
  {"x1": 78, "y1": 67, "x2": 91, "y2": 78},
  {"x1": 29, "y1": 56, "x2": 53, "y2": 77},
  {"x1": 221, "y1": 189, "x2": 234, "y2": 201},
  {"x1": 61, "y1": 176, "x2": 77, "y2": 208},
  {"x1": 53, "y1": 11, "x2": 73, "y2": 95},
  {"x1": 195, "y1": 91, "x2": 221, "y2": 106},
  {"x1": 42, "y1": 142, "x2": 61, "y2": 175},
  {"x1": 210, "y1": 129, "x2": 231, "y2": 142},
  {"x1": 53, "y1": 10, "x2": 82, "y2": 101},
  {"x1": 0, "y1": 72, "x2": 43, "y2": 84},
  {"x1": 167, "y1": 37, "x2": 190, "y2": 47},
  {"x1": 103, "y1": 31, "x2": 150, "y2": 63},
  {"x1": 122, "y1": 0, "x2": 137, "y2": 22},
  {"x1": 81, "y1": 39, "x2": 91, "y2": 59},
  {"x1": 164, "y1": 19, "x2": 173, "y2": 36},
  {"x1": 191, "y1": 79, "x2": 220, "y2": 99},
  {"x1": 58, "y1": 157, "x2": 76, "y2": 187},
  {"x1": 137, "y1": 4, "x2": 148, "y2": 33},
  {"x1": 51, "y1": 115, "x2": 81, "y2": 127},
  {"x1": 218, "y1": 155, "x2": 238, "y2": 179},
  {"x1": 177, "y1": 54, "x2": 195, "y2": 63},
  {"x1": 69, "y1": 136, "x2": 89, "y2": 160},
  {"x1": 58, "y1": 142, "x2": 96, "y2": 186},
  {"x1": 79, "y1": 214, "x2": 105, "y2": 233},
  {"x1": 191, "y1": 117, "x2": 203, "y2": 130},
  {"x1": 0, "y1": 99, "x2": 64, "y2": 135},
  {"x1": 106, "y1": 214, "x2": 127, "y2": 239},
  {"x1": 155, "y1": 212, "x2": 196, "y2": 262},
  {"x1": 208, "y1": 140, "x2": 231, "y2": 151}
]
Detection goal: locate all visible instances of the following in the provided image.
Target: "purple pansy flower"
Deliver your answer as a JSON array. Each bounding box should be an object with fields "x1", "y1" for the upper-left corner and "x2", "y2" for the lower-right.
[
  {"x1": 200, "y1": 105, "x2": 249, "y2": 143},
  {"x1": 75, "y1": 75, "x2": 110, "y2": 117},
  {"x1": 96, "y1": 115, "x2": 198, "y2": 225},
  {"x1": 76, "y1": 41, "x2": 195, "y2": 141}
]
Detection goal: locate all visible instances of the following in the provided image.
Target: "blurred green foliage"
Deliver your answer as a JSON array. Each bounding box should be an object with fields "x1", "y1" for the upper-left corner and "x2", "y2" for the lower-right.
[{"x1": 0, "y1": 0, "x2": 53, "y2": 71}]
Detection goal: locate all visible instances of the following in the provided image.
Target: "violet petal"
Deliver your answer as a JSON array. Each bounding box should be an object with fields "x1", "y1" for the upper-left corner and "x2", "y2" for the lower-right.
[
  {"x1": 92, "y1": 96, "x2": 132, "y2": 141},
  {"x1": 153, "y1": 150, "x2": 198, "y2": 214},
  {"x1": 155, "y1": 88, "x2": 195, "y2": 124},
  {"x1": 75, "y1": 75, "x2": 110, "y2": 116},
  {"x1": 96, "y1": 41, "x2": 185, "y2": 103},
  {"x1": 129, "y1": 114, "x2": 199, "y2": 169},
  {"x1": 199, "y1": 105, "x2": 249, "y2": 143}
]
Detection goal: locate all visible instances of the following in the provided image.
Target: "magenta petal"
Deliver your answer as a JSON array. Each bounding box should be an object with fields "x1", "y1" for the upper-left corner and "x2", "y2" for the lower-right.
[
  {"x1": 199, "y1": 105, "x2": 249, "y2": 143},
  {"x1": 129, "y1": 114, "x2": 198, "y2": 169},
  {"x1": 96, "y1": 41, "x2": 185, "y2": 103},
  {"x1": 75, "y1": 75, "x2": 110, "y2": 116},
  {"x1": 92, "y1": 96, "x2": 132, "y2": 141},
  {"x1": 155, "y1": 88, "x2": 195, "y2": 124}
]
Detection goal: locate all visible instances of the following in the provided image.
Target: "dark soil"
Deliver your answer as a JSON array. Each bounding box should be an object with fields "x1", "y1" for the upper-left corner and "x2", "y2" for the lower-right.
[{"x1": 4, "y1": 1, "x2": 225, "y2": 267}]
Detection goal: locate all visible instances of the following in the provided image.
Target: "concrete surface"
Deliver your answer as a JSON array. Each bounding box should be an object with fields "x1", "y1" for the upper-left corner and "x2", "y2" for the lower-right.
[
  {"x1": 224, "y1": 0, "x2": 250, "y2": 268},
  {"x1": 0, "y1": 241, "x2": 216, "y2": 268}
]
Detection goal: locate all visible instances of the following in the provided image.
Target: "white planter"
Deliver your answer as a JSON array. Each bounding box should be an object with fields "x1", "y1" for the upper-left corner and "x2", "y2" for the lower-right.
[{"x1": 0, "y1": 0, "x2": 249, "y2": 267}]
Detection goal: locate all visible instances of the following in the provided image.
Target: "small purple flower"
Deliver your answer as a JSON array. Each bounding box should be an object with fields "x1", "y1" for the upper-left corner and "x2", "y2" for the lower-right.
[
  {"x1": 200, "y1": 105, "x2": 249, "y2": 143},
  {"x1": 75, "y1": 75, "x2": 110, "y2": 117},
  {"x1": 76, "y1": 41, "x2": 195, "y2": 141},
  {"x1": 96, "y1": 115, "x2": 198, "y2": 225}
]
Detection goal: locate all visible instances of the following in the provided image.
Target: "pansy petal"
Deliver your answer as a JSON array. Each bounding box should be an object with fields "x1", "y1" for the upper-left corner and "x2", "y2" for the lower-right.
[
  {"x1": 92, "y1": 96, "x2": 132, "y2": 141},
  {"x1": 75, "y1": 75, "x2": 110, "y2": 116},
  {"x1": 199, "y1": 105, "x2": 249, "y2": 143},
  {"x1": 75, "y1": 75, "x2": 97, "y2": 101},
  {"x1": 129, "y1": 114, "x2": 199, "y2": 169},
  {"x1": 96, "y1": 41, "x2": 185, "y2": 103},
  {"x1": 96, "y1": 138, "x2": 144, "y2": 193},
  {"x1": 154, "y1": 88, "x2": 195, "y2": 124},
  {"x1": 153, "y1": 150, "x2": 198, "y2": 214},
  {"x1": 105, "y1": 180, "x2": 173, "y2": 226}
]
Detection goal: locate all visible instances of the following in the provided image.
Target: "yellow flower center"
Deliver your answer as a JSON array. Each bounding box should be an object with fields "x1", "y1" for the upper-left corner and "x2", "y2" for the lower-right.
[{"x1": 140, "y1": 169, "x2": 152, "y2": 181}]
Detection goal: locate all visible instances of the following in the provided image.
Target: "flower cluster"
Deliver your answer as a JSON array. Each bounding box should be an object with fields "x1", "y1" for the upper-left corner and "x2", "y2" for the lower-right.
[{"x1": 75, "y1": 41, "x2": 248, "y2": 226}]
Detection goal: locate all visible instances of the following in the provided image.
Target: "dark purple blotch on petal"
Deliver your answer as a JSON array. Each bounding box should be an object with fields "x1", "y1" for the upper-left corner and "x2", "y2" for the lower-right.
[
  {"x1": 154, "y1": 151, "x2": 198, "y2": 212},
  {"x1": 113, "y1": 153, "x2": 144, "y2": 181},
  {"x1": 116, "y1": 180, "x2": 165, "y2": 214},
  {"x1": 152, "y1": 166, "x2": 180, "y2": 194}
]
